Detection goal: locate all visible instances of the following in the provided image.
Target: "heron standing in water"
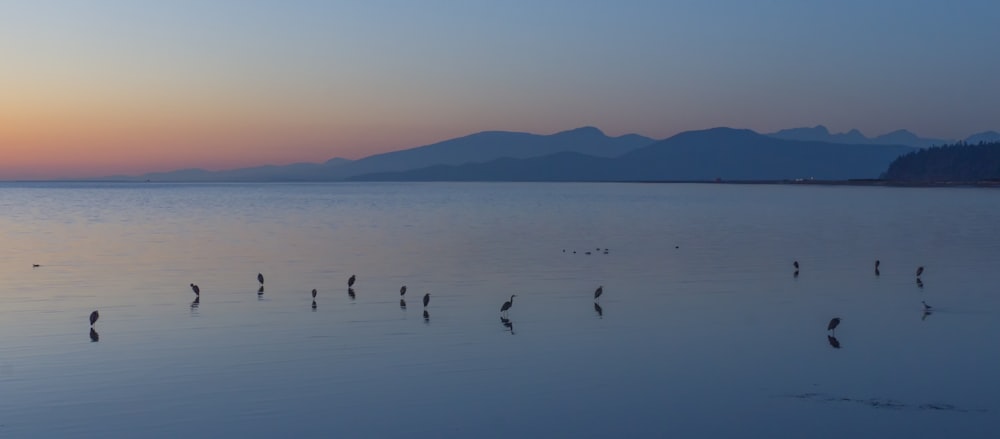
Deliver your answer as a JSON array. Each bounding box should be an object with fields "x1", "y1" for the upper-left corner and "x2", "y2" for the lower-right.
[
  {"x1": 89, "y1": 310, "x2": 99, "y2": 326},
  {"x1": 827, "y1": 317, "x2": 841, "y2": 334},
  {"x1": 594, "y1": 286, "x2": 603, "y2": 302},
  {"x1": 190, "y1": 283, "x2": 200, "y2": 296},
  {"x1": 501, "y1": 295, "x2": 516, "y2": 316}
]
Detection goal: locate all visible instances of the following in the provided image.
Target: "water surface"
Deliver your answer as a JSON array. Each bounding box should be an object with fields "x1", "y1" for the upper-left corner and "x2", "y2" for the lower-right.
[{"x1": 1, "y1": 182, "x2": 997, "y2": 438}]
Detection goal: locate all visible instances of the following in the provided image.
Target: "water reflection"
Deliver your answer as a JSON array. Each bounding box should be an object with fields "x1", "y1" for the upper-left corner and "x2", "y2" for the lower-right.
[
  {"x1": 922, "y1": 310, "x2": 933, "y2": 321},
  {"x1": 423, "y1": 310, "x2": 430, "y2": 323},
  {"x1": 827, "y1": 335, "x2": 841, "y2": 349},
  {"x1": 258, "y1": 285, "x2": 264, "y2": 295},
  {"x1": 348, "y1": 287, "x2": 356, "y2": 300},
  {"x1": 875, "y1": 268, "x2": 881, "y2": 277},
  {"x1": 89, "y1": 327, "x2": 99, "y2": 343},
  {"x1": 916, "y1": 278, "x2": 924, "y2": 289},
  {"x1": 190, "y1": 296, "x2": 200, "y2": 309},
  {"x1": 594, "y1": 302, "x2": 604, "y2": 318},
  {"x1": 399, "y1": 299, "x2": 407, "y2": 310},
  {"x1": 500, "y1": 317, "x2": 514, "y2": 335},
  {"x1": 311, "y1": 300, "x2": 317, "y2": 311}
]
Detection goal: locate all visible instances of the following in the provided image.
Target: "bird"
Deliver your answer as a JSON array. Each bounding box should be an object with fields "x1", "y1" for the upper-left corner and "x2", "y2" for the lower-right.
[
  {"x1": 190, "y1": 283, "x2": 200, "y2": 296},
  {"x1": 793, "y1": 260, "x2": 800, "y2": 270},
  {"x1": 348, "y1": 274, "x2": 356, "y2": 288},
  {"x1": 400, "y1": 285, "x2": 407, "y2": 296},
  {"x1": 594, "y1": 285, "x2": 603, "y2": 302},
  {"x1": 922, "y1": 300, "x2": 932, "y2": 311},
  {"x1": 423, "y1": 293, "x2": 430, "y2": 308},
  {"x1": 827, "y1": 317, "x2": 841, "y2": 333},
  {"x1": 311, "y1": 288, "x2": 317, "y2": 299},
  {"x1": 257, "y1": 272, "x2": 264, "y2": 285},
  {"x1": 32, "y1": 264, "x2": 40, "y2": 268},
  {"x1": 500, "y1": 295, "x2": 516, "y2": 315},
  {"x1": 916, "y1": 266, "x2": 924, "y2": 277},
  {"x1": 89, "y1": 310, "x2": 99, "y2": 326}
]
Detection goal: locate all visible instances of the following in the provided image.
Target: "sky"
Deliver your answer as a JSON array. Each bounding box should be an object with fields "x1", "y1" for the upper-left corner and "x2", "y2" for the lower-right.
[{"x1": 1, "y1": 0, "x2": 998, "y2": 179}]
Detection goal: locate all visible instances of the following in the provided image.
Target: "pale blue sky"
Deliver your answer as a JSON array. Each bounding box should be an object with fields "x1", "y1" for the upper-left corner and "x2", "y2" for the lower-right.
[{"x1": 1, "y1": 0, "x2": 998, "y2": 177}]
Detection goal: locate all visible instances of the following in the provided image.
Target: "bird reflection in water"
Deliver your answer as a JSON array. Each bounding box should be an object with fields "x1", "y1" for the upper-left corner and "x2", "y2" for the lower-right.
[
  {"x1": 921, "y1": 310, "x2": 933, "y2": 321},
  {"x1": 399, "y1": 299, "x2": 407, "y2": 310},
  {"x1": 89, "y1": 327, "x2": 100, "y2": 342},
  {"x1": 348, "y1": 288, "x2": 356, "y2": 300},
  {"x1": 827, "y1": 335, "x2": 841, "y2": 349},
  {"x1": 190, "y1": 296, "x2": 200, "y2": 309},
  {"x1": 916, "y1": 278, "x2": 924, "y2": 289},
  {"x1": 311, "y1": 300, "x2": 317, "y2": 311},
  {"x1": 258, "y1": 285, "x2": 264, "y2": 295},
  {"x1": 423, "y1": 310, "x2": 430, "y2": 323},
  {"x1": 500, "y1": 316, "x2": 514, "y2": 335},
  {"x1": 594, "y1": 302, "x2": 604, "y2": 318}
]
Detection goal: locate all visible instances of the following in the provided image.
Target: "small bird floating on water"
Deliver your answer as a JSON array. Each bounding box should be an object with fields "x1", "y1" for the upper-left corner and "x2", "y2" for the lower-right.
[
  {"x1": 827, "y1": 317, "x2": 841, "y2": 333},
  {"x1": 89, "y1": 310, "x2": 100, "y2": 326},
  {"x1": 594, "y1": 286, "x2": 603, "y2": 302}
]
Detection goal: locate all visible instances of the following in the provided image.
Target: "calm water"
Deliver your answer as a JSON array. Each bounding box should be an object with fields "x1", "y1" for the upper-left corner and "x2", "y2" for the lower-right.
[{"x1": 1, "y1": 182, "x2": 998, "y2": 438}]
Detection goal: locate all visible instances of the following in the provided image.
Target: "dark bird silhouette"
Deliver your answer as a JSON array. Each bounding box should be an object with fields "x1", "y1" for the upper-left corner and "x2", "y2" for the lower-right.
[
  {"x1": 190, "y1": 283, "x2": 200, "y2": 296},
  {"x1": 90, "y1": 327, "x2": 99, "y2": 342},
  {"x1": 827, "y1": 317, "x2": 841, "y2": 334},
  {"x1": 348, "y1": 287, "x2": 356, "y2": 300},
  {"x1": 257, "y1": 272, "x2": 264, "y2": 285},
  {"x1": 922, "y1": 300, "x2": 932, "y2": 311},
  {"x1": 348, "y1": 274, "x2": 356, "y2": 288},
  {"x1": 594, "y1": 285, "x2": 603, "y2": 302},
  {"x1": 793, "y1": 260, "x2": 800, "y2": 270},
  {"x1": 500, "y1": 294, "x2": 516, "y2": 315},
  {"x1": 89, "y1": 310, "x2": 99, "y2": 326},
  {"x1": 594, "y1": 302, "x2": 603, "y2": 318},
  {"x1": 827, "y1": 335, "x2": 841, "y2": 349},
  {"x1": 423, "y1": 293, "x2": 430, "y2": 308},
  {"x1": 875, "y1": 259, "x2": 880, "y2": 270},
  {"x1": 916, "y1": 266, "x2": 924, "y2": 277},
  {"x1": 400, "y1": 299, "x2": 407, "y2": 310},
  {"x1": 311, "y1": 288, "x2": 317, "y2": 299},
  {"x1": 400, "y1": 285, "x2": 407, "y2": 296},
  {"x1": 32, "y1": 264, "x2": 40, "y2": 268},
  {"x1": 585, "y1": 251, "x2": 591, "y2": 255}
]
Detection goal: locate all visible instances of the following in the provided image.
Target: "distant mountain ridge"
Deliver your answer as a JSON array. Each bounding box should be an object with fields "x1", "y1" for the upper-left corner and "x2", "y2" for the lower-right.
[
  {"x1": 100, "y1": 124, "x2": 997, "y2": 183},
  {"x1": 768, "y1": 125, "x2": 952, "y2": 148},
  {"x1": 111, "y1": 127, "x2": 653, "y2": 182},
  {"x1": 351, "y1": 127, "x2": 915, "y2": 182}
]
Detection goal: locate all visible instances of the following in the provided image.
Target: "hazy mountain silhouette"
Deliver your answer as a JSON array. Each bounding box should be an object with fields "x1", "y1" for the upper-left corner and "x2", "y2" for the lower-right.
[
  {"x1": 768, "y1": 125, "x2": 951, "y2": 148},
  {"x1": 352, "y1": 128, "x2": 915, "y2": 181},
  {"x1": 965, "y1": 131, "x2": 1000, "y2": 144},
  {"x1": 112, "y1": 127, "x2": 652, "y2": 182}
]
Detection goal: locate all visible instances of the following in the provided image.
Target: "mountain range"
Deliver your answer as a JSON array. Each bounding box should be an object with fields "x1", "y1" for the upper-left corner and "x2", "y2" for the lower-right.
[{"x1": 106, "y1": 125, "x2": 996, "y2": 183}]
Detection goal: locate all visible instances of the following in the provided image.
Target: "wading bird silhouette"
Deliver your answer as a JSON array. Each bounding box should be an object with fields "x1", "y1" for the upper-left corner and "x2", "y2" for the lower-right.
[
  {"x1": 257, "y1": 272, "x2": 264, "y2": 286},
  {"x1": 423, "y1": 293, "x2": 430, "y2": 308},
  {"x1": 501, "y1": 295, "x2": 516, "y2": 316},
  {"x1": 827, "y1": 317, "x2": 841, "y2": 334},
  {"x1": 190, "y1": 283, "x2": 200, "y2": 296},
  {"x1": 89, "y1": 310, "x2": 99, "y2": 326},
  {"x1": 348, "y1": 274, "x2": 356, "y2": 288},
  {"x1": 594, "y1": 286, "x2": 603, "y2": 302}
]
